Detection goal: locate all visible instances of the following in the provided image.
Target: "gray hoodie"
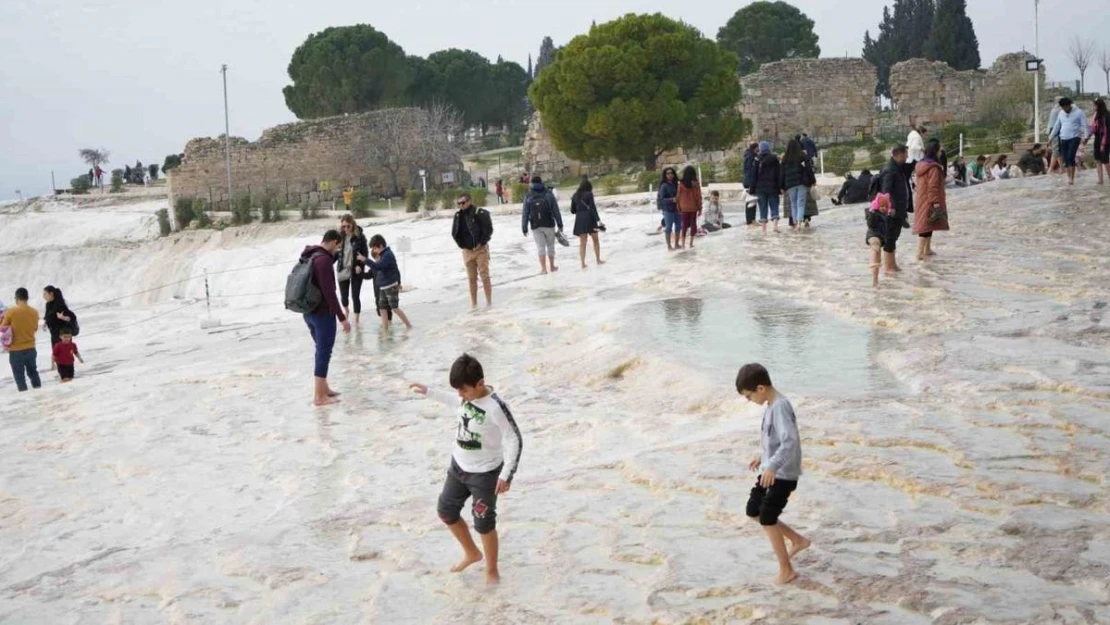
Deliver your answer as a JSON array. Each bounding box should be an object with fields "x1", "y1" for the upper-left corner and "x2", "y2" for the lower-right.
[{"x1": 760, "y1": 394, "x2": 802, "y2": 480}]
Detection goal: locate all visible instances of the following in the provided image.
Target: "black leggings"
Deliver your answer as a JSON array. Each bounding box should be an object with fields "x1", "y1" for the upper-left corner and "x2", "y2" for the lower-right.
[
  {"x1": 338, "y1": 275, "x2": 363, "y2": 314},
  {"x1": 919, "y1": 232, "x2": 933, "y2": 239}
]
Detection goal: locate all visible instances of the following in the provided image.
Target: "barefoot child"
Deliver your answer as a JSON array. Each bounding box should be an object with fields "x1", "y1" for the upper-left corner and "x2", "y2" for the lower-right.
[
  {"x1": 410, "y1": 354, "x2": 523, "y2": 584},
  {"x1": 52, "y1": 327, "x2": 84, "y2": 382},
  {"x1": 867, "y1": 193, "x2": 895, "y2": 287},
  {"x1": 736, "y1": 363, "x2": 809, "y2": 585},
  {"x1": 362, "y1": 234, "x2": 412, "y2": 331}
]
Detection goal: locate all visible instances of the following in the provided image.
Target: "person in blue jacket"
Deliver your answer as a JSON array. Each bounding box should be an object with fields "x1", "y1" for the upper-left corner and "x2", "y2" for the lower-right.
[
  {"x1": 363, "y1": 234, "x2": 412, "y2": 331},
  {"x1": 656, "y1": 167, "x2": 679, "y2": 251}
]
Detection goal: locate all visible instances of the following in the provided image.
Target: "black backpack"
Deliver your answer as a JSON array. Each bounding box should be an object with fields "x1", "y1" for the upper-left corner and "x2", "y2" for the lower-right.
[
  {"x1": 68, "y1": 311, "x2": 80, "y2": 337},
  {"x1": 527, "y1": 193, "x2": 551, "y2": 228},
  {"x1": 284, "y1": 252, "x2": 325, "y2": 314}
]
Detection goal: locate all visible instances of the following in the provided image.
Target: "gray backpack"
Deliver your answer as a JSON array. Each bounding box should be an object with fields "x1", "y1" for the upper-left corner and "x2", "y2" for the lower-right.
[{"x1": 284, "y1": 252, "x2": 325, "y2": 314}]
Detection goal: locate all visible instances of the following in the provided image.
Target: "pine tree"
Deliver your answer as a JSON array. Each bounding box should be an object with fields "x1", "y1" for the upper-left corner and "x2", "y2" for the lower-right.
[
  {"x1": 535, "y1": 36, "x2": 556, "y2": 77},
  {"x1": 924, "y1": 0, "x2": 980, "y2": 70},
  {"x1": 863, "y1": 0, "x2": 937, "y2": 99},
  {"x1": 527, "y1": 54, "x2": 533, "y2": 80}
]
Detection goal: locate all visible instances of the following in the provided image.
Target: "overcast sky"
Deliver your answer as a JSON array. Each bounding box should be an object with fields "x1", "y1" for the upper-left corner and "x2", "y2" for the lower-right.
[{"x1": 2, "y1": 0, "x2": 1106, "y2": 200}]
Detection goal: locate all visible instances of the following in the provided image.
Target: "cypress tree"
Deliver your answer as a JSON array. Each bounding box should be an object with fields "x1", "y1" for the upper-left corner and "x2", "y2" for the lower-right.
[{"x1": 924, "y1": 0, "x2": 980, "y2": 70}]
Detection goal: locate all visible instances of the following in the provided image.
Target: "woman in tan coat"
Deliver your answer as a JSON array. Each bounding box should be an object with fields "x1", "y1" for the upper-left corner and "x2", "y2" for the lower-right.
[{"x1": 913, "y1": 139, "x2": 950, "y2": 260}]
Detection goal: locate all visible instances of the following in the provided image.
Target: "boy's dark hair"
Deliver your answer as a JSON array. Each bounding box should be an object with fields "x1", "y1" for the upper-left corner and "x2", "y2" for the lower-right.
[
  {"x1": 322, "y1": 229, "x2": 342, "y2": 244},
  {"x1": 977, "y1": 154, "x2": 987, "y2": 162},
  {"x1": 369, "y1": 234, "x2": 387, "y2": 248},
  {"x1": 15, "y1": 287, "x2": 29, "y2": 301},
  {"x1": 735, "y1": 363, "x2": 773, "y2": 393},
  {"x1": 449, "y1": 353, "x2": 485, "y2": 389},
  {"x1": 1059, "y1": 97, "x2": 1072, "y2": 107},
  {"x1": 60, "y1": 327, "x2": 73, "y2": 337},
  {"x1": 891, "y1": 145, "x2": 908, "y2": 156}
]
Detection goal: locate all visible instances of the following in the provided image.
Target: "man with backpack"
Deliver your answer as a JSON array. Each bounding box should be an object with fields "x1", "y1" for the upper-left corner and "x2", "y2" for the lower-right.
[
  {"x1": 876, "y1": 145, "x2": 912, "y2": 276},
  {"x1": 287, "y1": 229, "x2": 350, "y2": 406},
  {"x1": 521, "y1": 175, "x2": 564, "y2": 275}
]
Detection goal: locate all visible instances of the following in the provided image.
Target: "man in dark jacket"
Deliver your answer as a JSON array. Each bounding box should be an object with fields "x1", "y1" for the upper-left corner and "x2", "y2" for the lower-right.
[
  {"x1": 452, "y1": 192, "x2": 494, "y2": 308},
  {"x1": 754, "y1": 141, "x2": 782, "y2": 234},
  {"x1": 1018, "y1": 144, "x2": 1047, "y2": 175},
  {"x1": 302, "y1": 229, "x2": 351, "y2": 406},
  {"x1": 742, "y1": 142, "x2": 759, "y2": 191},
  {"x1": 802, "y1": 134, "x2": 818, "y2": 160},
  {"x1": 878, "y1": 145, "x2": 911, "y2": 275},
  {"x1": 521, "y1": 175, "x2": 564, "y2": 274}
]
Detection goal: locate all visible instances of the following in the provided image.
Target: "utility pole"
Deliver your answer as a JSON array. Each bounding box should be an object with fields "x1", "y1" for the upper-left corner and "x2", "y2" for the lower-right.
[
  {"x1": 1033, "y1": 0, "x2": 1041, "y2": 143},
  {"x1": 221, "y1": 64, "x2": 233, "y2": 207}
]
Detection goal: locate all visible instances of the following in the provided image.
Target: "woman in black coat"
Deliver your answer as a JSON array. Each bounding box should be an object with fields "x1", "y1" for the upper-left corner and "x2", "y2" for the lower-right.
[
  {"x1": 571, "y1": 179, "x2": 605, "y2": 269},
  {"x1": 43, "y1": 285, "x2": 76, "y2": 347}
]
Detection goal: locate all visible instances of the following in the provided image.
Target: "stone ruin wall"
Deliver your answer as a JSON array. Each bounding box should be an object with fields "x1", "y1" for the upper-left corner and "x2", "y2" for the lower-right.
[
  {"x1": 168, "y1": 109, "x2": 438, "y2": 208},
  {"x1": 524, "y1": 52, "x2": 1036, "y2": 175}
]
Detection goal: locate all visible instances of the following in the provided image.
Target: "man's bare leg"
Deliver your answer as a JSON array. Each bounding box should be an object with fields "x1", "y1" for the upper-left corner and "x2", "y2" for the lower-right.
[
  {"x1": 480, "y1": 529, "x2": 500, "y2": 585},
  {"x1": 446, "y1": 520, "x2": 483, "y2": 573},
  {"x1": 549, "y1": 255, "x2": 558, "y2": 272},
  {"x1": 539, "y1": 255, "x2": 548, "y2": 275},
  {"x1": 394, "y1": 308, "x2": 412, "y2": 330},
  {"x1": 763, "y1": 525, "x2": 797, "y2": 585}
]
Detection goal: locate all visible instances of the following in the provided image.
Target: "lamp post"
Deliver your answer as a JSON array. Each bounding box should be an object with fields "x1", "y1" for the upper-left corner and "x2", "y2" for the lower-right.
[
  {"x1": 221, "y1": 64, "x2": 233, "y2": 207},
  {"x1": 1033, "y1": 0, "x2": 1040, "y2": 143}
]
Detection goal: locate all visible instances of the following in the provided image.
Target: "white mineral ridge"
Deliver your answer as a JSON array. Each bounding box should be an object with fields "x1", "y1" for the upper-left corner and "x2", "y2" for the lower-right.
[{"x1": 1, "y1": 177, "x2": 1108, "y2": 624}]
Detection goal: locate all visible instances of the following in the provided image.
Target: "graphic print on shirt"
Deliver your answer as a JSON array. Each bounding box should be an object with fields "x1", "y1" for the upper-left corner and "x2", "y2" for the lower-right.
[{"x1": 456, "y1": 402, "x2": 488, "y2": 450}]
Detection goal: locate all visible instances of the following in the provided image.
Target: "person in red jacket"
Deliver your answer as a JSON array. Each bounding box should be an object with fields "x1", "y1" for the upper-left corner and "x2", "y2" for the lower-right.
[
  {"x1": 52, "y1": 327, "x2": 85, "y2": 382},
  {"x1": 301, "y1": 229, "x2": 351, "y2": 406}
]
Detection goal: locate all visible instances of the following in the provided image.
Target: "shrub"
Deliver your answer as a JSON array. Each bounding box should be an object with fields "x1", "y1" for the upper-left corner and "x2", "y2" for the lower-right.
[
  {"x1": 148, "y1": 164, "x2": 160, "y2": 181},
  {"x1": 309, "y1": 203, "x2": 322, "y2": 219},
  {"x1": 195, "y1": 208, "x2": 214, "y2": 229},
  {"x1": 724, "y1": 158, "x2": 745, "y2": 183},
  {"x1": 996, "y1": 119, "x2": 1026, "y2": 147},
  {"x1": 824, "y1": 146, "x2": 855, "y2": 175},
  {"x1": 350, "y1": 189, "x2": 372, "y2": 217},
  {"x1": 110, "y1": 170, "x2": 124, "y2": 193},
  {"x1": 938, "y1": 124, "x2": 971, "y2": 151},
  {"x1": 637, "y1": 169, "x2": 659, "y2": 191},
  {"x1": 470, "y1": 188, "x2": 489, "y2": 207},
  {"x1": 232, "y1": 195, "x2": 253, "y2": 225},
  {"x1": 173, "y1": 196, "x2": 195, "y2": 230},
  {"x1": 70, "y1": 176, "x2": 91, "y2": 194},
  {"x1": 162, "y1": 153, "x2": 182, "y2": 172},
  {"x1": 272, "y1": 201, "x2": 284, "y2": 222},
  {"x1": 156, "y1": 208, "x2": 171, "y2": 236},
  {"x1": 300, "y1": 202, "x2": 310, "y2": 220},
  {"x1": 192, "y1": 199, "x2": 211, "y2": 229},
  {"x1": 510, "y1": 181, "x2": 528, "y2": 204},
  {"x1": 423, "y1": 188, "x2": 442, "y2": 213},
  {"x1": 405, "y1": 189, "x2": 422, "y2": 213},
  {"x1": 260, "y1": 197, "x2": 273, "y2": 223}
]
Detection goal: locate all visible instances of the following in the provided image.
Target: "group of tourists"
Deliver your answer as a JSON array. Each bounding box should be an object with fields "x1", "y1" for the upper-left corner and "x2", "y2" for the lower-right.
[{"x1": 1, "y1": 285, "x2": 83, "y2": 390}]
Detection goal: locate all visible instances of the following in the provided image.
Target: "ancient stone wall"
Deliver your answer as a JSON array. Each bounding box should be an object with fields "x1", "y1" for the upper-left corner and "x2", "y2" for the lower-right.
[
  {"x1": 168, "y1": 109, "x2": 449, "y2": 208},
  {"x1": 890, "y1": 52, "x2": 1036, "y2": 129},
  {"x1": 740, "y1": 58, "x2": 878, "y2": 147}
]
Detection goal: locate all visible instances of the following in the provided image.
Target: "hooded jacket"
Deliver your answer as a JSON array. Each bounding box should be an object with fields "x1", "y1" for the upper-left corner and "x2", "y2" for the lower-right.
[
  {"x1": 742, "y1": 148, "x2": 759, "y2": 190},
  {"x1": 364, "y1": 246, "x2": 402, "y2": 289},
  {"x1": 301, "y1": 245, "x2": 346, "y2": 321},
  {"x1": 521, "y1": 182, "x2": 563, "y2": 233},
  {"x1": 879, "y1": 158, "x2": 911, "y2": 218},
  {"x1": 656, "y1": 179, "x2": 678, "y2": 212},
  {"x1": 754, "y1": 152, "x2": 782, "y2": 195},
  {"x1": 452, "y1": 205, "x2": 494, "y2": 250}
]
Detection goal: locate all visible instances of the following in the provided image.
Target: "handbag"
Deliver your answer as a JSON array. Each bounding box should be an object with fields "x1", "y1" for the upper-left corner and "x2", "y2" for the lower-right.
[{"x1": 927, "y1": 203, "x2": 947, "y2": 224}]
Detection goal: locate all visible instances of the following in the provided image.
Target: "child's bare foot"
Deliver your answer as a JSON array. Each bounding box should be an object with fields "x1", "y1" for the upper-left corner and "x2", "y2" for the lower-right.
[
  {"x1": 774, "y1": 569, "x2": 798, "y2": 585},
  {"x1": 788, "y1": 537, "x2": 811, "y2": 557},
  {"x1": 486, "y1": 570, "x2": 501, "y2": 585},
  {"x1": 451, "y1": 551, "x2": 483, "y2": 573}
]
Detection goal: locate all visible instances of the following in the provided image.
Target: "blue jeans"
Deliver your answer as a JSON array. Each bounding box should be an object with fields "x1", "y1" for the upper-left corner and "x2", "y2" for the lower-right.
[
  {"x1": 662, "y1": 211, "x2": 682, "y2": 235},
  {"x1": 9, "y1": 349, "x2": 40, "y2": 392},
  {"x1": 1059, "y1": 137, "x2": 1081, "y2": 168},
  {"x1": 787, "y1": 185, "x2": 807, "y2": 224},
  {"x1": 304, "y1": 313, "x2": 337, "y2": 378},
  {"x1": 757, "y1": 192, "x2": 780, "y2": 222}
]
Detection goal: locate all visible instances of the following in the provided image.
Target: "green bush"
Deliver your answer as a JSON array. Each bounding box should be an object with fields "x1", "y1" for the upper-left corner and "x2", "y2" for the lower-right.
[
  {"x1": 724, "y1": 158, "x2": 745, "y2": 183},
  {"x1": 405, "y1": 190, "x2": 422, "y2": 212},
  {"x1": 638, "y1": 169, "x2": 659, "y2": 191},
  {"x1": 309, "y1": 202, "x2": 322, "y2": 219},
  {"x1": 300, "y1": 202, "x2": 310, "y2": 220},
  {"x1": 470, "y1": 188, "x2": 489, "y2": 207},
  {"x1": 70, "y1": 176, "x2": 91, "y2": 194},
  {"x1": 510, "y1": 181, "x2": 528, "y2": 204},
  {"x1": 173, "y1": 196, "x2": 196, "y2": 230},
  {"x1": 195, "y1": 208, "x2": 214, "y2": 229},
  {"x1": 824, "y1": 146, "x2": 855, "y2": 175},
  {"x1": 996, "y1": 119, "x2": 1026, "y2": 147},
  {"x1": 148, "y1": 164, "x2": 160, "y2": 181},
  {"x1": 968, "y1": 127, "x2": 990, "y2": 141},
  {"x1": 156, "y1": 208, "x2": 171, "y2": 236},
  {"x1": 192, "y1": 199, "x2": 211, "y2": 229},
  {"x1": 350, "y1": 189, "x2": 372, "y2": 217},
  {"x1": 423, "y1": 188, "x2": 442, "y2": 213},
  {"x1": 272, "y1": 201, "x2": 284, "y2": 222},
  {"x1": 260, "y1": 197, "x2": 275, "y2": 223},
  {"x1": 232, "y1": 195, "x2": 253, "y2": 225},
  {"x1": 110, "y1": 170, "x2": 124, "y2": 193}
]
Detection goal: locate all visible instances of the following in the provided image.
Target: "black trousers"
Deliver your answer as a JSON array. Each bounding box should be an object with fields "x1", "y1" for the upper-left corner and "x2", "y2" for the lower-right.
[{"x1": 338, "y1": 275, "x2": 363, "y2": 315}]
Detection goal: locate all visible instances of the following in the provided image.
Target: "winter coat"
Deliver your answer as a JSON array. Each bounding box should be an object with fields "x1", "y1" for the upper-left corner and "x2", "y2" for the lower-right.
[
  {"x1": 879, "y1": 158, "x2": 911, "y2": 218},
  {"x1": 521, "y1": 183, "x2": 563, "y2": 233},
  {"x1": 779, "y1": 160, "x2": 812, "y2": 191},
  {"x1": 676, "y1": 181, "x2": 703, "y2": 213},
  {"x1": 571, "y1": 191, "x2": 602, "y2": 236},
  {"x1": 913, "y1": 160, "x2": 949, "y2": 234},
  {"x1": 300, "y1": 245, "x2": 345, "y2": 321},
  {"x1": 336, "y1": 226, "x2": 369, "y2": 282},
  {"x1": 754, "y1": 153, "x2": 782, "y2": 195},
  {"x1": 365, "y1": 246, "x2": 402, "y2": 288},
  {"x1": 742, "y1": 149, "x2": 759, "y2": 190},
  {"x1": 656, "y1": 181, "x2": 678, "y2": 212},
  {"x1": 452, "y1": 206, "x2": 494, "y2": 250}
]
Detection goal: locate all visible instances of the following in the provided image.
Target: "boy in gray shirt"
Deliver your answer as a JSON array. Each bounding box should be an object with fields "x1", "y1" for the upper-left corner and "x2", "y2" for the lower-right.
[{"x1": 736, "y1": 363, "x2": 809, "y2": 585}]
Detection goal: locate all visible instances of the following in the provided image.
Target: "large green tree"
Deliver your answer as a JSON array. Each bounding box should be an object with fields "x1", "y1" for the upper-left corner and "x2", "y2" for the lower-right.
[
  {"x1": 863, "y1": 0, "x2": 938, "y2": 98},
  {"x1": 716, "y1": 2, "x2": 820, "y2": 76},
  {"x1": 283, "y1": 25, "x2": 412, "y2": 119},
  {"x1": 489, "y1": 57, "x2": 530, "y2": 130},
  {"x1": 923, "y1": 0, "x2": 980, "y2": 71},
  {"x1": 426, "y1": 49, "x2": 493, "y2": 129},
  {"x1": 535, "y1": 36, "x2": 557, "y2": 77},
  {"x1": 530, "y1": 13, "x2": 745, "y2": 169}
]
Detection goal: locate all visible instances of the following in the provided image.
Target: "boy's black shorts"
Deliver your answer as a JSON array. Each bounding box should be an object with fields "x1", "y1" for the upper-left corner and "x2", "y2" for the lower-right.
[
  {"x1": 437, "y1": 460, "x2": 502, "y2": 535},
  {"x1": 57, "y1": 364, "x2": 75, "y2": 380},
  {"x1": 746, "y1": 478, "x2": 797, "y2": 526}
]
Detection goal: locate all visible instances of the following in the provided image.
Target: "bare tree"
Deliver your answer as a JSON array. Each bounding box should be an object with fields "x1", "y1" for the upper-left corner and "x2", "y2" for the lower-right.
[
  {"x1": 366, "y1": 105, "x2": 463, "y2": 196},
  {"x1": 78, "y1": 148, "x2": 110, "y2": 169},
  {"x1": 1099, "y1": 47, "x2": 1110, "y2": 95},
  {"x1": 1068, "y1": 36, "x2": 1095, "y2": 93}
]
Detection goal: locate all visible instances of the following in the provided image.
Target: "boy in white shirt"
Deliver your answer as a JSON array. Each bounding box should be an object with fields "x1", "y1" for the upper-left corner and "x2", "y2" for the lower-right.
[{"x1": 411, "y1": 353, "x2": 523, "y2": 585}]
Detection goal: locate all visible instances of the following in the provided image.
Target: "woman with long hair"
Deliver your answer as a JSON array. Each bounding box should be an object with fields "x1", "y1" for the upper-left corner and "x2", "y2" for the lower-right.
[
  {"x1": 1086, "y1": 97, "x2": 1109, "y2": 185},
  {"x1": 913, "y1": 140, "x2": 950, "y2": 260},
  {"x1": 676, "y1": 166, "x2": 703, "y2": 248},
  {"x1": 990, "y1": 154, "x2": 1012, "y2": 180},
  {"x1": 657, "y1": 167, "x2": 680, "y2": 250},
  {"x1": 42, "y1": 285, "x2": 75, "y2": 348},
  {"x1": 336, "y1": 214, "x2": 371, "y2": 324},
  {"x1": 571, "y1": 179, "x2": 605, "y2": 269},
  {"x1": 779, "y1": 138, "x2": 812, "y2": 231}
]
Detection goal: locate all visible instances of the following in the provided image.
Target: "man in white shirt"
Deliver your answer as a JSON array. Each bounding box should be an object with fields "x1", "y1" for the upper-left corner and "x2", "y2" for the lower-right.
[
  {"x1": 1049, "y1": 97, "x2": 1089, "y2": 185},
  {"x1": 907, "y1": 125, "x2": 927, "y2": 163}
]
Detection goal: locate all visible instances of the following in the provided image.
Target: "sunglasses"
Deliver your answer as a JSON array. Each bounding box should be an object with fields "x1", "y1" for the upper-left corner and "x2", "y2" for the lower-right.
[{"x1": 456, "y1": 200, "x2": 469, "y2": 206}]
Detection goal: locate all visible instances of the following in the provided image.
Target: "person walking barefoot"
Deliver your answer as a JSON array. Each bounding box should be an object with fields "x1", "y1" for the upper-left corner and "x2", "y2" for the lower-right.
[
  {"x1": 913, "y1": 140, "x2": 949, "y2": 260},
  {"x1": 676, "y1": 166, "x2": 703, "y2": 249},
  {"x1": 571, "y1": 179, "x2": 605, "y2": 269},
  {"x1": 298, "y1": 230, "x2": 351, "y2": 406}
]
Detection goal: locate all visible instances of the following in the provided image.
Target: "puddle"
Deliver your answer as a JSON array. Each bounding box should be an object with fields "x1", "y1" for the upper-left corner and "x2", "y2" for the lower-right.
[{"x1": 622, "y1": 296, "x2": 899, "y2": 396}]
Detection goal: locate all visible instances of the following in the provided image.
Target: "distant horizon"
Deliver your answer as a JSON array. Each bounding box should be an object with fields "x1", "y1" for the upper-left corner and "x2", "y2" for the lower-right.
[{"x1": 2, "y1": 0, "x2": 1105, "y2": 202}]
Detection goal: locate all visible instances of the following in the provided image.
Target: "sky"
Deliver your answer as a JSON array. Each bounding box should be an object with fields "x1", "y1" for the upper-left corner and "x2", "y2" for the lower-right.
[{"x1": 1, "y1": 0, "x2": 1106, "y2": 200}]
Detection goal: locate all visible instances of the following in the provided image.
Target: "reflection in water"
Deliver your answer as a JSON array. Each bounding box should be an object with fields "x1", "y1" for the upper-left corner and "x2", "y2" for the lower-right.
[{"x1": 632, "y1": 296, "x2": 896, "y2": 396}]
